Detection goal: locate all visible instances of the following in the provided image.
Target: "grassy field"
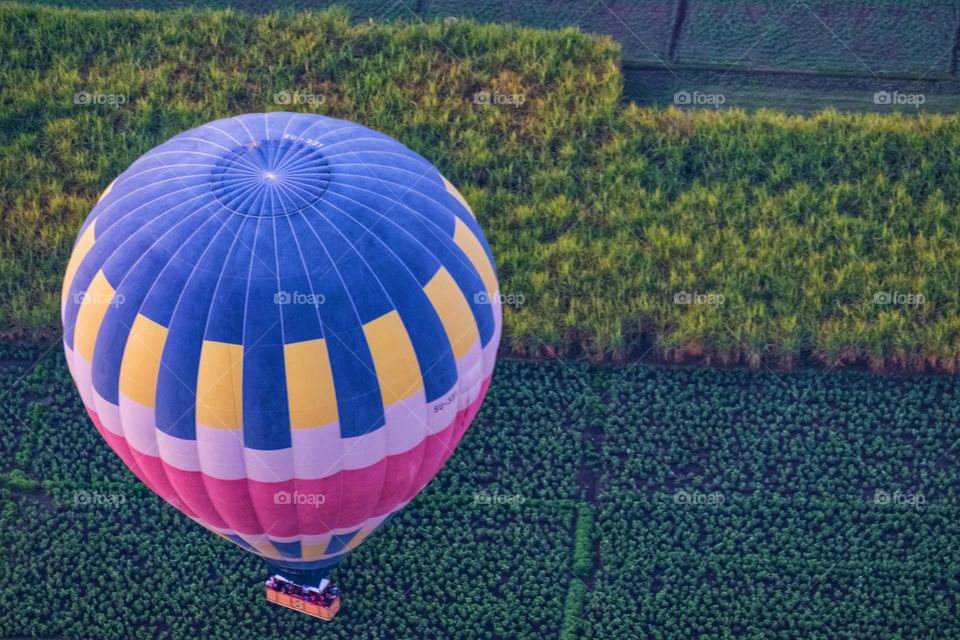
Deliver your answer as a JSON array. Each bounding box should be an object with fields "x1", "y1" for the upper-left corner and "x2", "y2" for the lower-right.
[
  {"x1": 2, "y1": 348, "x2": 958, "y2": 638},
  {"x1": 5, "y1": 3, "x2": 960, "y2": 371},
  {"x1": 623, "y1": 65, "x2": 960, "y2": 114},
  {"x1": 14, "y1": 0, "x2": 960, "y2": 78},
  {"x1": 675, "y1": 0, "x2": 959, "y2": 76}
]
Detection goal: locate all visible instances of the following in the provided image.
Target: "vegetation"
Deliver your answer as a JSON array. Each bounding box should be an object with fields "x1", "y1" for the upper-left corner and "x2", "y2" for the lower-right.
[
  {"x1": 1, "y1": 488, "x2": 574, "y2": 640},
  {"x1": 3, "y1": 4, "x2": 960, "y2": 369},
  {"x1": 1, "y1": 346, "x2": 958, "y2": 637},
  {"x1": 2, "y1": 4, "x2": 958, "y2": 639},
  {"x1": 15, "y1": 0, "x2": 960, "y2": 77},
  {"x1": 559, "y1": 579, "x2": 587, "y2": 640},
  {"x1": 676, "y1": 0, "x2": 959, "y2": 74},
  {"x1": 571, "y1": 504, "x2": 593, "y2": 578},
  {"x1": 580, "y1": 494, "x2": 959, "y2": 640}
]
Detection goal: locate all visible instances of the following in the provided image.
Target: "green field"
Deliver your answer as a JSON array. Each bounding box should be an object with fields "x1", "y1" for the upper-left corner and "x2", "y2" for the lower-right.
[
  {"x1": 2, "y1": 4, "x2": 960, "y2": 637},
  {"x1": 2, "y1": 348, "x2": 958, "y2": 638},
  {"x1": 14, "y1": 0, "x2": 960, "y2": 78},
  {"x1": 675, "y1": 0, "x2": 959, "y2": 76},
  {"x1": 623, "y1": 65, "x2": 960, "y2": 115},
  {"x1": 5, "y1": 4, "x2": 960, "y2": 370}
]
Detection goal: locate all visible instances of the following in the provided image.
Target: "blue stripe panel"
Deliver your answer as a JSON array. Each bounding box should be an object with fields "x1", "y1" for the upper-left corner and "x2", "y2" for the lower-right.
[
  {"x1": 271, "y1": 539, "x2": 303, "y2": 560},
  {"x1": 274, "y1": 214, "x2": 324, "y2": 345},
  {"x1": 241, "y1": 217, "x2": 292, "y2": 450},
  {"x1": 301, "y1": 208, "x2": 393, "y2": 325},
  {"x1": 226, "y1": 534, "x2": 256, "y2": 552},
  {"x1": 324, "y1": 530, "x2": 361, "y2": 557}
]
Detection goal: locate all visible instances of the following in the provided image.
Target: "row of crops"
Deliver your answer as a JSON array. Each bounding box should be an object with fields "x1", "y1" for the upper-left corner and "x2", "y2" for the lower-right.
[
  {"x1": 15, "y1": 0, "x2": 960, "y2": 76},
  {"x1": 580, "y1": 495, "x2": 960, "y2": 639},
  {"x1": 2, "y1": 345, "x2": 959, "y2": 637},
  {"x1": 4, "y1": 5, "x2": 960, "y2": 370}
]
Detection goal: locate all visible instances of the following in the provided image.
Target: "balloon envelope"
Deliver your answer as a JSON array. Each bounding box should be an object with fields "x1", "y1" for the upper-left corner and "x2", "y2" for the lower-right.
[{"x1": 61, "y1": 113, "x2": 501, "y2": 581}]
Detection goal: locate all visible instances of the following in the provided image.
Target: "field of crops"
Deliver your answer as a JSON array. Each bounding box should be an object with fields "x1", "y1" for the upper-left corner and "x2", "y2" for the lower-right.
[
  {"x1": 2, "y1": 346, "x2": 959, "y2": 638},
  {"x1": 5, "y1": 4, "x2": 960, "y2": 370},
  {"x1": 623, "y1": 65, "x2": 960, "y2": 114},
  {"x1": 15, "y1": 0, "x2": 960, "y2": 77},
  {"x1": 676, "y1": 0, "x2": 960, "y2": 75}
]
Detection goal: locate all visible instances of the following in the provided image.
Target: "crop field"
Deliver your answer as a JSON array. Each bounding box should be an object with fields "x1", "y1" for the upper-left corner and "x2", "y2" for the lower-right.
[
  {"x1": 5, "y1": 4, "x2": 960, "y2": 371},
  {"x1": 14, "y1": 0, "x2": 960, "y2": 78},
  {"x1": 2, "y1": 347, "x2": 959, "y2": 638},
  {"x1": 2, "y1": 4, "x2": 960, "y2": 638},
  {"x1": 675, "y1": 0, "x2": 960, "y2": 76},
  {"x1": 623, "y1": 65, "x2": 960, "y2": 114}
]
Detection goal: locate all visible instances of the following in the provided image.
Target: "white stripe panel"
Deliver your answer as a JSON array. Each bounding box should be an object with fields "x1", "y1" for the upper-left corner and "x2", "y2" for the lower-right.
[
  {"x1": 290, "y1": 424, "x2": 343, "y2": 480},
  {"x1": 91, "y1": 388, "x2": 124, "y2": 437},
  {"x1": 339, "y1": 408, "x2": 387, "y2": 471},
  {"x1": 454, "y1": 340, "x2": 483, "y2": 409},
  {"x1": 426, "y1": 379, "x2": 459, "y2": 432},
  {"x1": 118, "y1": 393, "x2": 160, "y2": 457},
  {"x1": 195, "y1": 424, "x2": 246, "y2": 481},
  {"x1": 156, "y1": 429, "x2": 201, "y2": 472},
  {"x1": 482, "y1": 298, "x2": 503, "y2": 380},
  {"x1": 244, "y1": 444, "x2": 294, "y2": 483},
  {"x1": 382, "y1": 388, "x2": 429, "y2": 452},
  {"x1": 339, "y1": 388, "x2": 424, "y2": 470},
  {"x1": 65, "y1": 344, "x2": 95, "y2": 410}
]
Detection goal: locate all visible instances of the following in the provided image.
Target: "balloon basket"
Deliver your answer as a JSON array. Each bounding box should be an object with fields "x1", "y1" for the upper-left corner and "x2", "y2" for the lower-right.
[{"x1": 265, "y1": 579, "x2": 341, "y2": 621}]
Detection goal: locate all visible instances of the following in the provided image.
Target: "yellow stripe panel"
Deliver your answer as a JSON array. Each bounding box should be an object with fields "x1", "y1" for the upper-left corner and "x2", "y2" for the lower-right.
[
  {"x1": 423, "y1": 267, "x2": 479, "y2": 359},
  {"x1": 119, "y1": 314, "x2": 168, "y2": 408},
  {"x1": 196, "y1": 340, "x2": 244, "y2": 429},
  {"x1": 301, "y1": 541, "x2": 330, "y2": 561},
  {"x1": 453, "y1": 217, "x2": 499, "y2": 302},
  {"x1": 62, "y1": 221, "x2": 97, "y2": 310},
  {"x1": 97, "y1": 179, "x2": 116, "y2": 203},
  {"x1": 346, "y1": 530, "x2": 371, "y2": 551},
  {"x1": 364, "y1": 310, "x2": 423, "y2": 405},
  {"x1": 74, "y1": 270, "x2": 116, "y2": 361},
  {"x1": 253, "y1": 541, "x2": 282, "y2": 560},
  {"x1": 442, "y1": 176, "x2": 475, "y2": 219},
  {"x1": 284, "y1": 339, "x2": 338, "y2": 428}
]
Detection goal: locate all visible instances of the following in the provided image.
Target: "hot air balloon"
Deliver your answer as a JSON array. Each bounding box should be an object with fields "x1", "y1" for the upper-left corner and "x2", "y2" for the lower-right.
[{"x1": 61, "y1": 113, "x2": 501, "y2": 619}]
